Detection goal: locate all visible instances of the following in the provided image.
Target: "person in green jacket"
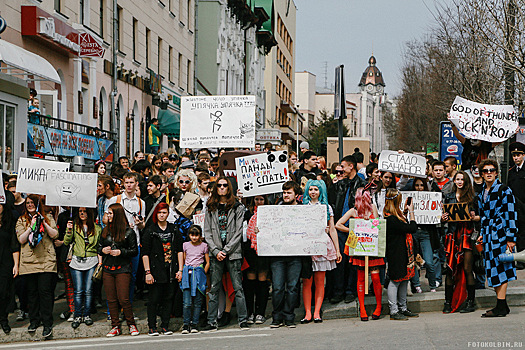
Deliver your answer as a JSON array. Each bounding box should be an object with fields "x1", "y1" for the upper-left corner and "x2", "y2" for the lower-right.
[
  {"x1": 148, "y1": 118, "x2": 162, "y2": 155},
  {"x1": 64, "y1": 207, "x2": 102, "y2": 329}
]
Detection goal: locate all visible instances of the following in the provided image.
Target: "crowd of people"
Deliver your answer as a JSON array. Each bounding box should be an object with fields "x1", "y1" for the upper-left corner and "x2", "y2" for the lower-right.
[{"x1": 0, "y1": 137, "x2": 521, "y2": 339}]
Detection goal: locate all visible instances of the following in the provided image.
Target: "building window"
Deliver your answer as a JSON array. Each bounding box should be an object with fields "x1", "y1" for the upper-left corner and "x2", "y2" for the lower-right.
[
  {"x1": 187, "y1": 0, "x2": 191, "y2": 29},
  {"x1": 187, "y1": 59, "x2": 191, "y2": 92},
  {"x1": 146, "y1": 28, "x2": 150, "y2": 68},
  {"x1": 126, "y1": 118, "x2": 131, "y2": 157},
  {"x1": 116, "y1": 6, "x2": 122, "y2": 51},
  {"x1": 179, "y1": 0, "x2": 184, "y2": 23},
  {"x1": 99, "y1": 0, "x2": 104, "y2": 37},
  {"x1": 54, "y1": 0, "x2": 61, "y2": 13},
  {"x1": 178, "y1": 53, "x2": 183, "y2": 88},
  {"x1": 158, "y1": 38, "x2": 163, "y2": 75},
  {"x1": 168, "y1": 46, "x2": 173, "y2": 82},
  {"x1": 80, "y1": 0, "x2": 85, "y2": 24},
  {"x1": 132, "y1": 18, "x2": 138, "y2": 61}
]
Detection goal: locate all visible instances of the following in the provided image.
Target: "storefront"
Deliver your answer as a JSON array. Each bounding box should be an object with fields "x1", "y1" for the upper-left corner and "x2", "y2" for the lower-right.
[{"x1": 256, "y1": 128, "x2": 282, "y2": 146}]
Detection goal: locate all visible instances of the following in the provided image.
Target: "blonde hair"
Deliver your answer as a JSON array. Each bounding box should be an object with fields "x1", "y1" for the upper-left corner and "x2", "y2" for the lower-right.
[
  {"x1": 174, "y1": 168, "x2": 198, "y2": 193},
  {"x1": 383, "y1": 188, "x2": 406, "y2": 222}
]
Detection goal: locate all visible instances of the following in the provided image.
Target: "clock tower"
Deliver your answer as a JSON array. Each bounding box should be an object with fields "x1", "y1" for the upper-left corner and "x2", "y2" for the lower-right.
[{"x1": 358, "y1": 55, "x2": 385, "y2": 94}]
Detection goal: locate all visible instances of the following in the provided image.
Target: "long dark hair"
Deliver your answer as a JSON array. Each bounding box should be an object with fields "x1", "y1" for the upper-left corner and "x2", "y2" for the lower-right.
[
  {"x1": 411, "y1": 177, "x2": 429, "y2": 191},
  {"x1": 248, "y1": 195, "x2": 268, "y2": 213},
  {"x1": 452, "y1": 170, "x2": 475, "y2": 204},
  {"x1": 74, "y1": 207, "x2": 96, "y2": 236},
  {"x1": 206, "y1": 176, "x2": 236, "y2": 212},
  {"x1": 102, "y1": 203, "x2": 128, "y2": 242},
  {"x1": 22, "y1": 194, "x2": 50, "y2": 225},
  {"x1": 0, "y1": 202, "x2": 15, "y2": 231}
]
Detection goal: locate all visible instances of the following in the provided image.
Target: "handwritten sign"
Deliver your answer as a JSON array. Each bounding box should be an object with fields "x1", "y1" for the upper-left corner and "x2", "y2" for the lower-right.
[
  {"x1": 257, "y1": 205, "x2": 329, "y2": 256},
  {"x1": 378, "y1": 151, "x2": 426, "y2": 178},
  {"x1": 180, "y1": 95, "x2": 256, "y2": 148},
  {"x1": 235, "y1": 151, "x2": 289, "y2": 197},
  {"x1": 193, "y1": 213, "x2": 205, "y2": 229},
  {"x1": 449, "y1": 96, "x2": 518, "y2": 143},
  {"x1": 345, "y1": 219, "x2": 386, "y2": 258},
  {"x1": 401, "y1": 191, "x2": 443, "y2": 225},
  {"x1": 443, "y1": 202, "x2": 471, "y2": 222},
  {"x1": 45, "y1": 172, "x2": 98, "y2": 207},
  {"x1": 17, "y1": 158, "x2": 70, "y2": 195}
]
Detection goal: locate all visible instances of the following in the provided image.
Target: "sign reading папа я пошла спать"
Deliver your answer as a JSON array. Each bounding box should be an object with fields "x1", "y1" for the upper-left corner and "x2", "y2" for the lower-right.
[{"x1": 378, "y1": 150, "x2": 426, "y2": 178}]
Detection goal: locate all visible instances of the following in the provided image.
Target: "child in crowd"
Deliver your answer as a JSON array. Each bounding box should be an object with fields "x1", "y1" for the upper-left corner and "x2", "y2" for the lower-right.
[{"x1": 181, "y1": 225, "x2": 210, "y2": 334}]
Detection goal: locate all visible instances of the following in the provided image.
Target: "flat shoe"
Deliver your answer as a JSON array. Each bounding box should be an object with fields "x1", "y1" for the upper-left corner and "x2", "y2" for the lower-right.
[
  {"x1": 313, "y1": 318, "x2": 323, "y2": 323},
  {"x1": 481, "y1": 310, "x2": 506, "y2": 318},
  {"x1": 300, "y1": 318, "x2": 312, "y2": 324},
  {"x1": 371, "y1": 314, "x2": 382, "y2": 320},
  {"x1": 360, "y1": 316, "x2": 368, "y2": 322}
]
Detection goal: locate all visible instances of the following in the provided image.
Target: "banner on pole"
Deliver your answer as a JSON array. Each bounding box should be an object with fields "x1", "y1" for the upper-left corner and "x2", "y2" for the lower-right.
[
  {"x1": 378, "y1": 150, "x2": 426, "y2": 178},
  {"x1": 17, "y1": 158, "x2": 70, "y2": 195},
  {"x1": 180, "y1": 95, "x2": 256, "y2": 148},
  {"x1": 400, "y1": 191, "x2": 443, "y2": 225},
  {"x1": 235, "y1": 151, "x2": 289, "y2": 197},
  {"x1": 45, "y1": 171, "x2": 98, "y2": 207},
  {"x1": 257, "y1": 205, "x2": 329, "y2": 256},
  {"x1": 345, "y1": 219, "x2": 386, "y2": 258},
  {"x1": 448, "y1": 96, "x2": 518, "y2": 143}
]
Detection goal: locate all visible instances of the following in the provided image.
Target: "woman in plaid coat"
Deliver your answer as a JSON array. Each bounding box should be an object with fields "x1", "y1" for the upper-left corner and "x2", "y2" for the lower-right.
[{"x1": 477, "y1": 159, "x2": 517, "y2": 317}]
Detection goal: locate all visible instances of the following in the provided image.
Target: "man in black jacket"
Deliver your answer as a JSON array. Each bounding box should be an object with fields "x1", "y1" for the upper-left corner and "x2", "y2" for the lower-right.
[
  {"x1": 508, "y1": 142, "x2": 525, "y2": 270},
  {"x1": 293, "y1": 151, "x2": 321, "y2": 184},
  {"x1": 327, "y1": 155, "x2": 366, "y2": 304}
]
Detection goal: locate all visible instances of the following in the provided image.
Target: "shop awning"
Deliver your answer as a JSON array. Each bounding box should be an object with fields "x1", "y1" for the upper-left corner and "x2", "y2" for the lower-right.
[
  {"x1": 157, "y1": 108, "x2": 180, "y2": 139},
  {"x1": 0, "y1": 39, "x2": 60, "y2": 83}
]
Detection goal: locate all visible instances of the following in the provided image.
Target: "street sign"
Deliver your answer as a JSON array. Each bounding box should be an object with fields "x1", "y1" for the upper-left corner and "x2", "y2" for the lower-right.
[{"x1": 439, "y1": 121, "x2": 463, "y2": 165}]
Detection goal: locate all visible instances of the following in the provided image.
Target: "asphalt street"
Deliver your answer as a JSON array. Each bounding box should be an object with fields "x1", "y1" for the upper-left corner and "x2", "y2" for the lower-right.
[{"x1": 1, "y1": 307, "x2": 524, "y2": 350}]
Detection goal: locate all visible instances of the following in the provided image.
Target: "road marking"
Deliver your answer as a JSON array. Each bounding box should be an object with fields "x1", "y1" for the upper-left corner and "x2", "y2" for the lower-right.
[{"x1": 1, "y1": 332, "x2": 272, "y2": 350}]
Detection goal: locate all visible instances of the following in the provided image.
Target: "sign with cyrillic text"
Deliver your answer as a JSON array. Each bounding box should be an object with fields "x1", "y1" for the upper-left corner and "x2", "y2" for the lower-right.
[
  {"x1": 17, "y1": 158, "x2": 70, "y2": 195},
  {"x1": 401, "y1": 191, "x2": 443, "y2": 225},
  {"x1": 378, "y1": 151, "x2": 426, "y2": 178},
  {"x1": 45, "y1": 172, "x2": 98, "y2": 207},
  {"x1": 257, "y1": 205, "x2": 329, "y2": 256},
  {"x1": 345, "y1": 219, "x2": 386, "y2": 257},
  {"x1": 448, "y1": 96, "x2": 518, "y2": 143},
  {"x1": 443, "y1": 202, "x2": 471, "y2": 222},
  {"x1": 235, "y1": 151, "x2": 289, "y2": 197},
  {"x1": 180, "y1": 95, "x2": 256, "y2": 148},
  {"x1": 193, "y1": 213, "x2": 205, "y2": 229}
]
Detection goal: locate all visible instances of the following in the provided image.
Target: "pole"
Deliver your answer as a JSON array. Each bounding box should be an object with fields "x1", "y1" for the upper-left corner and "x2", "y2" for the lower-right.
[
  {"x1": 296, "y1": 112, "x2": 299, "y2": 156},
  {"x1": 334, "y1": 65, "x2": 346, "y2": 162},
  {"x1": 111, "y1": 0, "x2": 119, "y2": 158},
  {"x1": 503, "y1": 0, "x2": 516, "y2": 184}
]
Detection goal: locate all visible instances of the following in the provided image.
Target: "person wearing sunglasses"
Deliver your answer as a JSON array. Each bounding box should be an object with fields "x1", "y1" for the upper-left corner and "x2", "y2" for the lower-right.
[
  {"x1": 507, "y1": 142, "x2": 525, "y2": 271},
  {"x1": 170, "y1": 169, "x2": 203, "y2": 215},
  {"x1": 477, "y1": 159, "x2": 517, "y2": 317}
]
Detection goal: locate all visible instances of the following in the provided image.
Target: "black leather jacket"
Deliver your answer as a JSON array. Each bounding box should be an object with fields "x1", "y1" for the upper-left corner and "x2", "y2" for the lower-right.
[
  {"x1": 98, "y1": 228, "x2": 138, "y2": 273},
  {"x1": 328, "y1": 175, "x2": 366, "y2": 222}
]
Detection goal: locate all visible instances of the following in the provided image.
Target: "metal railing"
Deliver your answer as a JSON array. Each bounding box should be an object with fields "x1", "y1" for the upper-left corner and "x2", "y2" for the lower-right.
[{"x1": 29, "y1": 113, "x2": 117, "y2": 141}]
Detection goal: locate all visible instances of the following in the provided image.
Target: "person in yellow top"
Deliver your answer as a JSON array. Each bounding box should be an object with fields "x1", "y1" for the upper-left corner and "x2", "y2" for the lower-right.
[
  {"x1": 16, "y1": 194, "x2": 58, "y2": 338},
  {"x1": 148, "y1": 118, "x2": 162, "y2": 155}
]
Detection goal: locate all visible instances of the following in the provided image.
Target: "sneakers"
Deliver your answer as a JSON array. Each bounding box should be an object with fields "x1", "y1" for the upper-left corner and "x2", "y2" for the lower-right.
[
  {"x1": 247, "y1": 314, "x2": 255, "y2": 324},
  {"x1": 390, "y1": 312, "x2": 408, "y2": 321},
  {"x1": 255, "y1": 315, "x2": 266, "y2": 324},
  {"x1": 430, "y1": 288, "x2": 437, "y2": 293},
  {"x1": 106, "y1": 326, "x2": 121, "y2": 337},
  {"x1": 71, "y1": 317, "x2": 82, "y2": 329},
  {"x1": 42, "y1": 326, "x2": 53, "y2": 338},
  {"x1": 344, "y1": 294, "x2": 356, "y2": 303},
  {"x1": 59, "y1": 311, "x2": 71, "y2": 320},
  {"x1": 17, "y1": 310, "x2": 26, "y2": 321},
  {"x1": 181, "y1": 324, "x2": 190, "y2": 334},
  {"x1": 129, "y1": 325, "x2": 139, "y2": 336},
  {"x1": 239, "y1": 321, "x2": 250, "y2": 330},
  {"x1": 84, "y1": 316, "x2": 93, "y2": 326},
  {"x1": 401, "y1": 309, "x2": 419, "y2": 318},
  {"x1": 190, "y1": 324, "x2": 199, "y2": 333},
  {"x1": 285, "y1": 320, "x2": 296, "y2": 328},
  {"x1": 148, "y1": 328, "x2": 160, "y2": 336},
  {"x1": 28, "y1": 322, "x2": 39, "y2": 333},
  {"x1": 67, "y1": 315, "x2": 74, "y2": 322},
  {"x1": 270, "y1": 320, "x2": 283, "y2": 328},
  {"x1": 161, "y1": 327, "x2": 173, "y2": 335},
  {"x1": 201, "y1": 323, "x2": 218, "y2": 332},
  {"x1": 443, "y1": 302, "x2": 452, "y2": 314},
  {"x1": 1, "y1": 323, "x2": 11, "y2": 334},
  {"x1": 414, "y1": 286, "x2": 423, "y2": 294}
]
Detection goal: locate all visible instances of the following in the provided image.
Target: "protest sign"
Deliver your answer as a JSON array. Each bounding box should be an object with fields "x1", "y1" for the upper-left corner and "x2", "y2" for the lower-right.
[
  {"x1": 443, "y1": 202, "x2": 471, "y2": 222},
  {"x1": 448, "y1": 96, "x2": 518, "y2": 143},
  {"x1": 0, "y1": 176, "x2": 5, "y2": 204},
  {"x1": 45, "y1": 172, "x2": 98, "y2": 207},
  {"x1": 17, "y1": 158, "x2": 70, "y2": 195},
  {"x1": 378, "y1": 151, "x2": 426, "y2": 178},
  {"x1": 193, "y1": 213, "x2": 205, "y2": 229},
  {"x1": 257, "y1": 205, "x2": 329, "y2": 256},
  {"x1": 180, "y1": 95, "x2": 256, "y2": 148},
  {"x1": 345, "y1": 219, "x2": 386, "y2": 257},
  {"x1": 235, "y1": 151, "x2": 289, "y2": 197},
  {"x1": 401, "y1": 191, "x2": 443, "y2": 225}
]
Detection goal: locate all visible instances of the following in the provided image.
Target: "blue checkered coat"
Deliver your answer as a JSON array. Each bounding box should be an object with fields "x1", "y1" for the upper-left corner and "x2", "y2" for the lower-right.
[{"x1": 478, "y1": 180, "x2": 517, "y2": 287}]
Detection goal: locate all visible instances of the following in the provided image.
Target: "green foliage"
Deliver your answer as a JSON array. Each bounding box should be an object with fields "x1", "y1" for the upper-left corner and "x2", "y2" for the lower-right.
[{"x1": 306, "y1": 109, "x2": 349, "y2": 155}]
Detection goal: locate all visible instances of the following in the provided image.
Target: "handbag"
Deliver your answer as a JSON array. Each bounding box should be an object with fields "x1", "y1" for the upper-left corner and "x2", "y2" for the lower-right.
[
  {"x1": 66, "y1": 224, "x2": 75, "y2": 263},
  {"x1": 92, "y1": 259, "x2": 104, "y2": 282}
]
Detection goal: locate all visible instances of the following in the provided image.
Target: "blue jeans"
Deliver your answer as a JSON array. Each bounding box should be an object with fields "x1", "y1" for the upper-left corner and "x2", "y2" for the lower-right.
[
  {"x1": 410, "y1": 230, "x2": 437, "y2": 288},
  {"x1": 150, "y1": 146, "x2": 159, "y2": 155},
  {"x1": 130, "y1": 245, "x2": 140, "y2": 304},
  {"x1": 270, "y1": 257, "x2": 302, "y2": 323},
  {"x1": 182, "y1": 288, "x2": 204, "y2": 325},
  {"x1": 70, "y1": 265, "x2": 96, "y2": 317},
  {"x1": 434, "y1": 241, "x2": 445, "y2": 284}
]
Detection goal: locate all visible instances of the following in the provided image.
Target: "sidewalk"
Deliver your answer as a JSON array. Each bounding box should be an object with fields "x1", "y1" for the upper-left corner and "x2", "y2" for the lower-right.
[{"x1": 2, "y1": 270, "x2": 524, "y2": 343}]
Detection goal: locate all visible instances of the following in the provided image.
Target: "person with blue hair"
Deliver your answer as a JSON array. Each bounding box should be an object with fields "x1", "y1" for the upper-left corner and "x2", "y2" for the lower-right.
[{"x1": 301, "y1": 180, "x2": 342, "y2": 323}]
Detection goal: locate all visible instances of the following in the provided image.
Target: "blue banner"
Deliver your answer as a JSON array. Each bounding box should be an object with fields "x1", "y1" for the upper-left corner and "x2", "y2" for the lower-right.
[
  {"x1": 439, "y1": 121, "x2": 463, "y2": 165},
  {"x1": 27, "y1": 123, "x2": 114, "y2": 161}
]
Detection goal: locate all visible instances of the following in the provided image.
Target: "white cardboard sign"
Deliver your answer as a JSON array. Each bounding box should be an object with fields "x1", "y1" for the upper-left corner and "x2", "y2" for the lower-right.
[
  {"x1": 16, "y1": 158, "x2": 70, "y2": 195},
  {"x1": 378, "y1": 150, "x2": 426, "y2": 178},
  {"x1": 449, "y1": 96, "x2": 518, "y2": 143},
  {"x1": 0, "y1": 173, "x2": 5, "y2": 204},
  {"x1": 45, "y1": 171, "x2": 98, "y2": 208},
  {"x1": 400, "y1": 191, "x2": 443, "y2": 225},
  {"x1": 193, "y1": 213, "x2": 205, "y2": 229},
  {"x1": 180, "y1": 95, "x2": 256, "y2": 148},
  {"x1": 257, "y1": 205, "x2": 329, "y2": 256},
  {"x1": 235, "y1": 151, "x2": 289, "y2": 197}
]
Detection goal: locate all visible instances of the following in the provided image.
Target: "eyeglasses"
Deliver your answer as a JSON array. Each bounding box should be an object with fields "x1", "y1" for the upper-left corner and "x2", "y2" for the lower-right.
[
  {"x1": 481, "y1": 168, "x2": 497, "y2": 174},
  {"x1": 179, "y1": 180, "x2": 191, "y2": 185},
  {"x1": 217, "y1": 183, "x2": 228, "y2": 188}
]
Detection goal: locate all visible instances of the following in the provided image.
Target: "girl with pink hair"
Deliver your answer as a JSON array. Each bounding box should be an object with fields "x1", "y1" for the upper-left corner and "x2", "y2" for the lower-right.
[{"x1": 335, "y1": 188, "x2": 385, "y2": 321}]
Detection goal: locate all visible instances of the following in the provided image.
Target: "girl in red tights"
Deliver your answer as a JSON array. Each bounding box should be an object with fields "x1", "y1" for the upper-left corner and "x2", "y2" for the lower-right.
[
  {"x1": 335, "y1": 188, "x2": 385, "y2": 321},
  {"x1": 301, "y1": 180, "x2": 342, "y2": 323}
]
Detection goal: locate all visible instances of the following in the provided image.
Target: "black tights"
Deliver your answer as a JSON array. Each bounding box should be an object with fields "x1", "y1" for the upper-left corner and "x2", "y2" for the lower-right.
[{"x1": 445, "y1": 250, "x2": 475, "y2": 286}]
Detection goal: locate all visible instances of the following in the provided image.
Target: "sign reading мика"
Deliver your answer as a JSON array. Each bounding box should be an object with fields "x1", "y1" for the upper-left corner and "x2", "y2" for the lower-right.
[{"x1": 448, "y1": 96, "x2": 518, "y2": 143}]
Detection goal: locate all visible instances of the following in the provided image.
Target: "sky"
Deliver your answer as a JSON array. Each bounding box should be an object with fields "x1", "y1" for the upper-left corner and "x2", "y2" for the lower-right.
[{"x1": 294, "y1": 0, "x2": 445, "y2": 97}]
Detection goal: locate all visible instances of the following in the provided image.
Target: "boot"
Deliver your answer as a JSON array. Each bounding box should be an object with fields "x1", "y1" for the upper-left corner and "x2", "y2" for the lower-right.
[
  {"x1": 460, "y1": 285, "x2": 476, "y2": 313},
  {"x1": 443, "y1": 285, "x2": 453, "y2": 313}
]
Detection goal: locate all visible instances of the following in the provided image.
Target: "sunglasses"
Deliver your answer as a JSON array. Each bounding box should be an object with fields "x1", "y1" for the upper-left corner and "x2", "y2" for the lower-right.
[
  {"x1": 481, "y1": 168, "x2": 497, "y2": 174},
  {"x1": 335, "y1": 170, "x2": 344, "y2": 175},
  {"x1": 217, "y1": 183, "x2": 228, "y2": 188},
  {"x1": 179, "y1": 180, "x2": 191, "y2": 185}
]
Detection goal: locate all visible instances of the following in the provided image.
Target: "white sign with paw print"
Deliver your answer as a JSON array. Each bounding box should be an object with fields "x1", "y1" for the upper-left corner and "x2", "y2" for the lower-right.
[{"x1": 235, "y1": 151, "x2": 289, "y2": 197}]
